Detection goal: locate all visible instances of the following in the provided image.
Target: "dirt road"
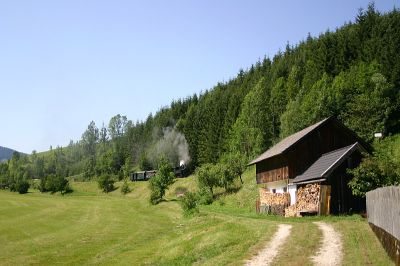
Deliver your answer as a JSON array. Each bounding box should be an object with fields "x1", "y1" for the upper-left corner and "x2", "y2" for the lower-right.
[
  {"x1": 311, "y1": 222, "x2": 343, "y2": 266},
  {"x1": 245, "y1": 224, "x2": 292, "y2": 266}
]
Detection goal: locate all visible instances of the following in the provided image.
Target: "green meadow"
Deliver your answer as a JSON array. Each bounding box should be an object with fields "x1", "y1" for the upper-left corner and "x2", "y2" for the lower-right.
[{"x1": 0, "y1": 171, "x2": 392, "y2": 265}]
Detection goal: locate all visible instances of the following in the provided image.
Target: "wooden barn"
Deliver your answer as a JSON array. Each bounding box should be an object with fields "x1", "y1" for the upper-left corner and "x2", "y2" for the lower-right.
[{"x1": 249, "y1": 117, "x2": 369, "y2": 215}]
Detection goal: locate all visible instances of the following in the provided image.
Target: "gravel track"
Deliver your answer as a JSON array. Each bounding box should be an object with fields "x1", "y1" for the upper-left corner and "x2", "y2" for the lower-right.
[
  {"x1": 244, "y1": 224, "x2": 292, "y2": 266},
  {"x1": 311, "y1": 222, "x2": 343, "y2": 266}
]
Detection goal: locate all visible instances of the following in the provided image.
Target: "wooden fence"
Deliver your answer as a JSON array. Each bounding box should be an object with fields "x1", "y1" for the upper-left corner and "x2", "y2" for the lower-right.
[
  {"x1": 367, "y1": 186, "x2": 400, "y2": 240},
  {"x1": 366, "y1": 186, "x2": 400, "y2": 264}
]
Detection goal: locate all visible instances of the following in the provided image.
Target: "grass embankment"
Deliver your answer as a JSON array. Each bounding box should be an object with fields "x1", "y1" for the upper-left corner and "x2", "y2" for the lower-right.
[{"x1": 0, "y1": 169, "x2": 393, "y2": 265}]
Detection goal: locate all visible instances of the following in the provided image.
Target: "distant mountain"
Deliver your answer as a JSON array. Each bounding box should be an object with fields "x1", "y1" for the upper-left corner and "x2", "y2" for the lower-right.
[{"x1": 0, "y1": 146, "x2": 19, "y2": 162}]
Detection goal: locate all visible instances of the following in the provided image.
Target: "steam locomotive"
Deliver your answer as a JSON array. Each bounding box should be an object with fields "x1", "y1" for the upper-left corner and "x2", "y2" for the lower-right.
[{"x1": 130, "y1": 160, "x2": 187, "y2": 181}]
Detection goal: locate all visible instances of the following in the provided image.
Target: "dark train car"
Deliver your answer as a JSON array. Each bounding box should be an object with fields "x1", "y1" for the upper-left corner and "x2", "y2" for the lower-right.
[{"x1": 130, "y1": 170, "x2": 157, "y2": 181}]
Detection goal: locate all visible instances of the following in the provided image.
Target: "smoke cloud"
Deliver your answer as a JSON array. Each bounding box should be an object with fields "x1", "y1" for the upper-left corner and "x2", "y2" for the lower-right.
[{"x1": 148, "y1": 127, "x2": 190, "y2": 166}]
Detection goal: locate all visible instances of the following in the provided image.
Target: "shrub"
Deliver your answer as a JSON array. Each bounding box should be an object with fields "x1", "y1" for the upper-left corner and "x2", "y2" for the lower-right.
[
  {"x1": 220, "y1": 151, "x2": 247, "y2": 183},
  {"x1": 195, "y1": 163, "x2": 235, "y2": 203},
  {"x1": 98, "y1": 174, "x2": 115, "y2": 193},
  {"x1": 56, "y1": 177, "x2": 70, "y2": 195},
  {"x1": 148, "y1": 157, "x2": 175, "y2": 205},
  {"x1": 180, "y1": 191, "x2": 199, "y2": 216},
  {"x1": 150, "y1": 188, "x2": 163, "y2": 205},
  {"x1": 196, "y1": 163, "x2": 218, "y2": 195},
  {"x1": 39, "y1": 174, "x2": 70, "y2": 194},
  {"x1": 120, "y1": 179, "x2": 131, "y2": 195},
  {"x1": 9, "y1": 174, "x2": 30, "y2": 194},
  {"x1": 0, "y1": 175, "x2": 9, "y2": 190},
  {"x1": 16, "y1": 179, "x2": 30, "y2": 194},
  {"x1": 197, "y1": 187, "x2": 213, "y2": 205},
  {"x1": 348, "y1": 154, "x2": 399, "y2": 197},
  {"x1": 214, "y1": 163, "x2": 235, "y2": 191},
  {"x1": 348, "y1": 135, "x2": 400, "y2": 196},
  {"x1": 39, "y1": 176, "x2": 47, "y2": 192}
]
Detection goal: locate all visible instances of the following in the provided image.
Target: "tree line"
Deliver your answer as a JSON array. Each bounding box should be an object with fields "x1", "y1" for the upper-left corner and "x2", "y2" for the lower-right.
[{"x1": 0, "y1": 4, "x2": 399, "y2": 195}]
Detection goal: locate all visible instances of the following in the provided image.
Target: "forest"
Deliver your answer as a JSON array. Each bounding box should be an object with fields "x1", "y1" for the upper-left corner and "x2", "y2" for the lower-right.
[
  {"x1": 0, "y1": 4, "x2": 399, "y2": 195},
  {"x1": 0, "y1": 146, "x2": 18, "y2": 162}
]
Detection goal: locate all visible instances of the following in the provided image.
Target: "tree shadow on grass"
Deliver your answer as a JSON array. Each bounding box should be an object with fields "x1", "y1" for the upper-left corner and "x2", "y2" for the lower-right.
[
  {"x1": 213, "y1": 185, "x2": 242, "y2": 199},
  {"x1": 100, "y1": 186, "x2": 119, "y2": 194},
  {"x1": 168, "y1": 198, "x2": 179, "y2": 202}
]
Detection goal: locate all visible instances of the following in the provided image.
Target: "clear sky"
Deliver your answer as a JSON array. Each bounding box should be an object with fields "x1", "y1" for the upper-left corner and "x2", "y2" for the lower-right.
[{"x1": 0, "y1": 0, "x2": 397, "y2": 153}]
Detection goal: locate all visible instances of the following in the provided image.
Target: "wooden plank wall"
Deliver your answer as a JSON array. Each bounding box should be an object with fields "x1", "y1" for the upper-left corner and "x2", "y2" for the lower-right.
[
  {"x1": 366, "y1": 186, "x2": 400, "y2": 240},
  {"x1": 256, "y1": 166, "x2": 289, "y2": 183}
]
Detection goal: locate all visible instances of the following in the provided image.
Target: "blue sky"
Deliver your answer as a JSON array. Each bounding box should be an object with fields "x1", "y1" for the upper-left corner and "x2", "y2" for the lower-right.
[{"x1": 0, "y1": 0, "x2": 398, "y2": 153}]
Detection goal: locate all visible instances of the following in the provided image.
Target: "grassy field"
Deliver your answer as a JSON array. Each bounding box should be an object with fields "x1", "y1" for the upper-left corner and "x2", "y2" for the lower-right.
[{"x1": 0, "y1": 170, "x2": 393, "y2": 265}]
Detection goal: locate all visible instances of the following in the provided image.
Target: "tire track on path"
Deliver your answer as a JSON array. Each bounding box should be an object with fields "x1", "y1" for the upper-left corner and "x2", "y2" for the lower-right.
[
  {"x1": 311, "y1": 222, "x2": 343, "y2": 266},
  {"x1": 244, "y1": 224, "x2": 292, "y2": 266}
]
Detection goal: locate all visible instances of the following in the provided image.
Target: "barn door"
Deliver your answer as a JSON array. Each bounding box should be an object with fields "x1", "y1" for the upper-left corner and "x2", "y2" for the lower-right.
[{"x1": 319, "y1": 185, "x2": 331, "y2": 215}]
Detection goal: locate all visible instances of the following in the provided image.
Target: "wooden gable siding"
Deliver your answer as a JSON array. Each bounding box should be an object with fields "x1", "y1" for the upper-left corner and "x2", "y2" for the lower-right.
[{"x1": 256, "y1": 155, "x2": 289, "y2": 183}]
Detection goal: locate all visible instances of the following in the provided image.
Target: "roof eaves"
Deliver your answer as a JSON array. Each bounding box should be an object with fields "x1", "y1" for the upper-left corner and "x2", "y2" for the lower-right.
[
  {"x1": 321, "y1": 142, "x2": 364, "y2": 178},
  {"x1": 248, "y1": 153, "x2": 279, "y2": 166},
  {"x1": 294, "y1": 178, "x2": 326, "y2": 185}
]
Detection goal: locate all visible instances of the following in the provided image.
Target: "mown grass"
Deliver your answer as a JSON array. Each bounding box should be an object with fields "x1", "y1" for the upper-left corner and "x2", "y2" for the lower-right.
[
  {"x1": 0, "y1": 179, "x2": 276, "y2": 265},
  {"x1": 0, "y1": 169, "x2": 393, "y2": 265}
]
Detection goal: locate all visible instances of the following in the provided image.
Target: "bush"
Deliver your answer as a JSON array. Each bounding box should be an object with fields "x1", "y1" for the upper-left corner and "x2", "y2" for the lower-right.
[
  {"x1": 348, "y1": 135, "x2": 400, "y2": 196},
  {"x1": 148, "y1": 157, "x2": 175, "y2": 205},
  {"x1": 98, "y1": 174, "x2": 115, "y2": 193},
  {"x1": 150, "y1": 188, "x2": 163, "y2": 205},
  {"x1": 195, "y1": 163, "x2": 235, "y2": 203},
  {"x1": 39, "y1": 176, "x2": 47, "y2": 192},
  {"x1": 214, "y1": 163, "x2": 235, "y2": 190},
  {"x1": 220, "y1": 151, "x2": 247, "y2": 184},
  {"x1": 39, "y1": 174, "x2": 70, "y2": 194},
  {"x1": 8, "y1": 174, "x2": 30, "y2": 194},
  {"x1": 0, "y1": 175, "x2": 9, "y2": 189},
  {"x1": 180, "y1": 191, "x2": 199, "y2": 216},
  {"x1": 196, "y1": 163, "x2": 218, "y2": 195},
  {"x1": 16, "y1": 179, "x2": 30, "y2": 194},
  {"x1": 58, "y1": 178, "x2": 70, "y2": 195},
  {"x1": 120, "y1": 179, "x2": 131, "y2": 195},
  {"x1": 197, "y1": 187, "x2": 213, "y2": 205}
]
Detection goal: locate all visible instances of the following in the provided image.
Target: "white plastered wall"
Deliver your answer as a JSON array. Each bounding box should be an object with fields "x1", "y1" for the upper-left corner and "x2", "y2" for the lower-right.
[
  {"x1": 261, "y1": 180, "x2": 297, "y2": 205},
  {"x1": 288, "y1": 183, "x2": 297, "y2": 205}
]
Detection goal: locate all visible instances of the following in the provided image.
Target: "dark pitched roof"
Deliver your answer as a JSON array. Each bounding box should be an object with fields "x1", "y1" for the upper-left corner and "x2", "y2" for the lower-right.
[
  {"x1": 249, "y1": 117, "x2": 331, "y2": 165},
  {"x1": 292, "y1": 142, "x2": 365, "y2": 184}
]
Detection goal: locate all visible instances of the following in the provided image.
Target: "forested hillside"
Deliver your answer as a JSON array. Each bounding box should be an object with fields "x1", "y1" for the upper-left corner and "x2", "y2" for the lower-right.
[
  {"x1": 1, "y1": 4, "x2": 399, "y2": 187},
  {"x1": 0, "y1": 146, "x2": 18, "y2": 161}
]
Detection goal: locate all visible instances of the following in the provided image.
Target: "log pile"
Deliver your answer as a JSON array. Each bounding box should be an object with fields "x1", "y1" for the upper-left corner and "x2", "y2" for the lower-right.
[
  {"x1": 259, "y1": 188, "x2": 290, "y2": 216},
  {"x1": 284, "y1": 204, "x2": 298, "y2": 217},
  {"x1": 285, "y1": 183, "x2": 321, "y2": 217}
]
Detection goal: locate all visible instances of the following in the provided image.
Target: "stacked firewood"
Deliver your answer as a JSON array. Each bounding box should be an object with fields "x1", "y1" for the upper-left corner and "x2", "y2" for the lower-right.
[
  {"x1": 259, "y1": 188, "x2": 290, "y2": 216},
  {"x1": 296, "y1": 183, "x2": 320, "y2": 211},
  {"x1": 284, "y1": 183, "x2": 320, "y2": 217},
  {"x1": 284, "y1": 205, "x2": 298, "y2": 217}
]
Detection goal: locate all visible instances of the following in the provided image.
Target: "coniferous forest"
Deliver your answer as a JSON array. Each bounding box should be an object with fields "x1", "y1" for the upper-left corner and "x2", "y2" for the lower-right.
[{"x1": 1, "y1": 4, "x2": 399, "y2": 194}]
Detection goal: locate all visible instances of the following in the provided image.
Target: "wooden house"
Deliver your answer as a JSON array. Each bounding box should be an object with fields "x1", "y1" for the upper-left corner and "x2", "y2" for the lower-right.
[{"x1": 249, "y1": 117, "x2": 369, "y2": 215}]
